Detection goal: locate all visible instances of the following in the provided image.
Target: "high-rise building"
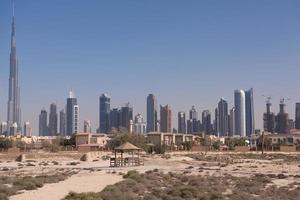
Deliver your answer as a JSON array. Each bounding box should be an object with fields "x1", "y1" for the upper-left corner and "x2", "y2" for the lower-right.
[
  {"x1": 202, "y1": 110, "x2": 212, "y2": 135},
  {"x1": 10, "y1": 122, "x2": 18, "y2": 136},
  {"x1": 48, "y1": 103, "x2": 58, "y2": 136},
  {"x1": 23, "y1": 121, "x2": 31, "y2": 136},
  {"x1": 133, "y1": 114, "x2": 146, "y2": 134},
  {"x1": 7, "y1": 2, "x2": 21, "y2": 132},
  {"x1": 83, "y1": 120, "x2": 92, "y2": 133},
  {"x1": 214, "y1": 108, "x2": 218, "y2": 135},
  {"x1": 229, "y1": 107, "x2": 235, "y2": 136},
  {"x1": 263, "y1": 100, "x2": 275, "y2": 133},
  {"x1": 120, "y1": 103, "x2": 133, "y2": 131},
  {"x1": 39, "y1": 109, "x2": 48, "y2": 136},
  {"x1": 189, "y1": 106, "x2": 198, "y2": 120},
  {"x1": 99, "y1": 93, "x2": 110, "y2": 133},
  {"x1": 160, "y1": 105, "x2": 172, "y2": 133},
  {"x1": 110, "y1": 108, "x2": 121, "y2": 130},
  {"x1": 59, "y1": 109, "x2": 66, "y2": 135},
  {"x1": 217, "y1": 98, "x2": 229, "y2": 137},
  {"x1": 275, "y1": 100, "x2": 289, "y2": 134},
  {"x1": 234, "y1": 90, "x2": 246, "y2": 137},
  {"x1": 245, "y1": 88, "x2": 255, "y2": 136},
  {"x1": 0, "y1": 122, "x2": 8, "y2": 136},
  {"x1": 147, "y1": 94, "x2": 157, "y2": 132},
  {"x1": 295, "y1": 103, "x2": 300, "y2": 130},
  {"x1": 66, "y1": 91, "x2": 79, "y2": 136},
  {"x1": 187, "y1": 106, "x2": 200, "y2": 134},
  {"x1": 178, "y1": 112, "x2": 186, "y2": 134}
]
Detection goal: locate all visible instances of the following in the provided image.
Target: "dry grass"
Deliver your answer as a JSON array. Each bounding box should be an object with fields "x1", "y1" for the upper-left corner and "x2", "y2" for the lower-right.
[
  {"x1": 63, "y1": 170, "x2": 300, "y2": 200},
  {"x1": 0, "y1": 171, "x2": 74, "y2": 200}
]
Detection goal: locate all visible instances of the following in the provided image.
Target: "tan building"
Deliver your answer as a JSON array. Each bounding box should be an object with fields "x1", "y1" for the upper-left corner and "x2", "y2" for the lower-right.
[
  {"x1": 160, "y1": 105, "x2": 172, "y2": 133},
  {"x1": 146, "y1": 132, "x2": 196, "y2": 149},
  {"x1": 75, "y1": 133, "x2": 110, "y2": 152}
]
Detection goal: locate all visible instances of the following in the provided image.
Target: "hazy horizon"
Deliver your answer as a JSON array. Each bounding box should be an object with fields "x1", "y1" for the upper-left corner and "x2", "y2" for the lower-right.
[{"x1": 0, "y1": 0, "x2": 300, "y2": 134}]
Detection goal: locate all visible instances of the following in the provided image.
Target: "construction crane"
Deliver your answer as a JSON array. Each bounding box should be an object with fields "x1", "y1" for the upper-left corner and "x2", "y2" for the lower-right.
[
  {"x1": 280, "y1": 97, "x2": 291, "y2": 104},
  {"x1": 262, "y1": 95, "x2": 272, "y2": 104}
]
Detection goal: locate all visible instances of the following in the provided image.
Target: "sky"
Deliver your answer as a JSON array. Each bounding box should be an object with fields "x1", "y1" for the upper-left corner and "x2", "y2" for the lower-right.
[{"x1": 0, "y1": 0, "x2": 300, "y2": 134}]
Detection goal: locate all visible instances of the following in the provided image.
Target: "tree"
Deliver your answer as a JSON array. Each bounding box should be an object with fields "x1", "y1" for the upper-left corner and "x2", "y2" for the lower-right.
[{"x1": 107, "y1": 132, "x2": 148, "y2": 151}]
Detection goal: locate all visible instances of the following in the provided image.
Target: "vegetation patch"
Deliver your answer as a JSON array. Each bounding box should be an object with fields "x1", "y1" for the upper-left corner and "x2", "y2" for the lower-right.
[
  {"x1": 63, "y1": 170, "x2": 300, "y2": 200},
  {"x1": 0, "y1": 172, "x2": 73, "y2": 200}
]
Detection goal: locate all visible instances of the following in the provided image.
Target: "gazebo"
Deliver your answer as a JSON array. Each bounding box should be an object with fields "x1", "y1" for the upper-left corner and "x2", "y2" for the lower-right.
[{"x1": 110, "y1": 142, "x2": 144, "y2": 167}]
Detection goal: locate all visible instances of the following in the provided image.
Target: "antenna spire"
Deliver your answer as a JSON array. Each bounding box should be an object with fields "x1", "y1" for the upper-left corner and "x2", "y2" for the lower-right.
[{"x1": 12, "y1": 0, "x2": 15, "y2": 17}]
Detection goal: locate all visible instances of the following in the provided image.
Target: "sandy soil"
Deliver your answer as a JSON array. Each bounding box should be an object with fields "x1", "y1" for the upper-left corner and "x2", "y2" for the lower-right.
[
  {"x1": 10, "y1": 171, "x2": 122, "y2": 200},
  {"x1": 0, "y1": 151, "x2": 299, "y2": 200}
]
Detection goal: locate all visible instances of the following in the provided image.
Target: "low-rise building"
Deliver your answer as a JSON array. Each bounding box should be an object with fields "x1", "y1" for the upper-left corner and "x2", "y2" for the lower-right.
[
  {"x1": 146, "y1": 132, "x2": 197, "y2": 149},
  {"x1": 75, "y1": 133, "x2": 110, "y2": 152}
]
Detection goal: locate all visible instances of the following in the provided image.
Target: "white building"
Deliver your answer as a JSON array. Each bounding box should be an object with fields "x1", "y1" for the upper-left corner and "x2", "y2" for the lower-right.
[
  {"x1": 234, "y1": 90, "x2": 246, "y2": 137},
  {"x1": 0, "y1": 122, "x2": 8, "y2": 135},
  {"x1": 73, "y1": 105, "x2": 79, "y2": 134},
  {"x1": 24, "y1": 121, "x2": 32, "y2": 136},
  {"x1": 10, "y1": 122, "x2": 18, "y2": 136},
  {"x1": 83, "y1": 120, "x2": 92, "y2": 133},
  {"x1": 131, "y1": 114, "x2": 147, "y2": 134}
]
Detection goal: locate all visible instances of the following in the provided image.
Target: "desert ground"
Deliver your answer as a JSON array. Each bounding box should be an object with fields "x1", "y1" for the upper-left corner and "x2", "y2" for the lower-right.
[{"x1": 0, "y1": 151, "x2": 299, "y2": 200}]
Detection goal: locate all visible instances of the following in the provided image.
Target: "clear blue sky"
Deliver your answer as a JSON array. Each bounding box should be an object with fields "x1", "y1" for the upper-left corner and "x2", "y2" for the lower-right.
[{"x1": 0, "y1": 0, "x2": 300, "y2": 134}]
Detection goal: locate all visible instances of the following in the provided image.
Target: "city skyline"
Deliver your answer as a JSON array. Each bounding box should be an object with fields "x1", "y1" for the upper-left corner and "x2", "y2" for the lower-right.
[{"x1": 1, "y1": 1, "x2": 300, "y2": 134}]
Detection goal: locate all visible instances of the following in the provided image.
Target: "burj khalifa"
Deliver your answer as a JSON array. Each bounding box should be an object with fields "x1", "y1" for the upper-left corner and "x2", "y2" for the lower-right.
[{"x1": 7, "y1": 1, "x2": 21, "y2": 132}]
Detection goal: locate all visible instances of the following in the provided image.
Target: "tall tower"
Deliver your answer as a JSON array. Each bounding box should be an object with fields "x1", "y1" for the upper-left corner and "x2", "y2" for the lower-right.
[
  {"x1": 295, "y1": 103, "x2": 300, "y2": 130},
  {"x1": 160, "y1": 105, "x2": 172, "y2": 133},
  {"x1": 48, "y1": 103, "x2": 58, "y2": 136},
  {"x1": 217, "y1": 98, "x2": 229, "y2": 137},
  {"x1": 39, "y1": 109, "x2": 48, "y2": 136},
  {"x1": 66, "y1": 91, "x2": 79, "y2": 136},
  {"x1": 59, "y1": 109, "x2": 66, "y2": 135},
  {"x1": 234, "y1": 90, "x2": 246, "y2": 137},
  {"x1": 178, "y1": 112, "x2": 186, "y2": 134},
  {"x1": 99, "y1": 93, "x2": 111, "y2": 133},
  {"x1": 7, "y1": 1, "x2": 21, "y2": 132},
  {"x1": 147, "y1": 94, "x2": 157, "y2": 132},
  {"x1": 120, "y1": 103, "x2": 133, "y2": 132},
  {"x1": 245, "y1": 88, "x2": 255, "y2": 136}
]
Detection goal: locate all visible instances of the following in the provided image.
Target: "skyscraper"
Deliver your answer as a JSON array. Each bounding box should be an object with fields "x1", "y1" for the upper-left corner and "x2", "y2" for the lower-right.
[
  {"x1": 263, "y1": 99, "x2": 275, "y2": 133},
  {"x1": 0, "y1": 122, "x2": 8, "y2": 136},
  {"x1": 189, "y1": 106, "x2": 198, "y2": 120},
  {"x1": 99, "y1": 93, "x2": 110, "y2": 133},
  {"x1": 217, "y1": 98, "x2": 229, "y2": 137},
  {"x1": 295, "y1": 103, "x2": 300, "y2": 130},
  {"x1": 229, "y1": 107, "x2": 235, "y2": 136},
  {"x1": 59, "y1": 109, "x2": 66, "y2": 135},
  {"x1": 24, "y1": 121, "x2": 31, "y2": 136},
  {"x1": 160, "y1": 105, "x2": 172, "y2": 133},
  {"x1": 66, "y1": 91, "x2": 79, "y2": 136},
  {"x1": 110, "y1": 108, "x2": 121, "y2": 130},
  {"x1": 245, "y1": 88, "x2": 255, "y2": 136},
  {"x1": 178, "y1": 112, "x2": 186, "y2": 134},
  {"x1": 202, "y1": 110, "x2": 212, "y2": 135},
  {"x1": 234, "y1": 90, "x2": 246, "y2": 137},
  {"x1": 133, "y1": 114, "x2": 146, "y2": 134},
  {"x1": 7, "y1": 2, "x2": 21, "y2": 132},
  {"x1": 39, "y1": 109, "x2": 48, "y2": 136},
  {"x1": 48, "y1": 103, "x2": 58, "y2": 136},
  {"x1": 187, "y1": 106, "x2": 200, "y2": 134},
  {"x1": 147, "y1": 94, "x2": 157, "y2": 132},
  {"x1": 83, "y1": 120, "x2": 92, "y2": 133},
  {"x1": 120, "y1": 103, "x2": 133, "y2": 131},
  {"x1": 275, "y1": 99, "x2": 289, "y2": 134}
]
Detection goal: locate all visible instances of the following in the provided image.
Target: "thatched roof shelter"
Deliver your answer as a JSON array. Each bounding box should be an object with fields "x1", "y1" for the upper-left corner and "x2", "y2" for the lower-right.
[
  {"x1": 114, "y1": 142, "x2": 141, "y2": 152},
  {"x1": 110, "y1": 142, "x2": 144, "y2": 167}
]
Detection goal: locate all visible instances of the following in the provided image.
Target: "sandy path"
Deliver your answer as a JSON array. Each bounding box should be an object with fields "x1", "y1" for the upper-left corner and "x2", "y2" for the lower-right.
[{"x1": 10, "y1": 171, "x2": 123, "y2": 200}]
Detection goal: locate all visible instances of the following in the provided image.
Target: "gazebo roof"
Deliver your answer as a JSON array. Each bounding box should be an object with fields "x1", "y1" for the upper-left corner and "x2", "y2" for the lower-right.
[{"x1": 115, "y1": 142, "x2": 141, "y2": 151}]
